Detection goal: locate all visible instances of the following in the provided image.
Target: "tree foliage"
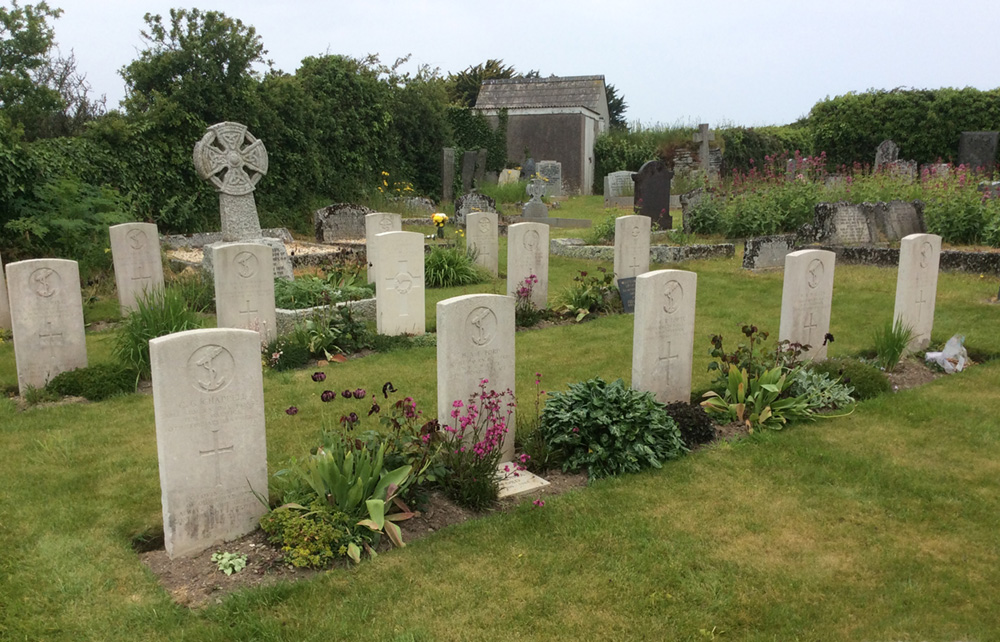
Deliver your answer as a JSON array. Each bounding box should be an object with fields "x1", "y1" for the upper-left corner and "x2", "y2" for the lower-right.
[
  {"x1": 0, "y1": 1, "x2": 64, "y2": 138},
  {"x1": 447, "y1": 58, "x2": 517, "y2": 108},
  {"x1": 606, "y1": 83, "x2": 628, "y2": 130}
]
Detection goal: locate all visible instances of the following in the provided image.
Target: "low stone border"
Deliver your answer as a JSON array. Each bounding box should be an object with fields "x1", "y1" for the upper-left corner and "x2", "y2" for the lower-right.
[
  {"x1": 818, "y1": 245, "x2": 1000, "y2": 275},
  {"x1": 275, "y1": 298, "x2": 376, "y2": 336},
  {"x1": 549, "y1": 238, "x2": 734, "y2": 262},
  {"x1": 161, "y1": 228, "x2": 293, "y2": 249}
]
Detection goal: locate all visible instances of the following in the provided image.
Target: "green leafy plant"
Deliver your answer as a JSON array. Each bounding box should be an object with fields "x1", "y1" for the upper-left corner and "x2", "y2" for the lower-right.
[
  {"x1": 259, "y1": 504, "x2": 354, "y2": 568},
  {"x1": 664, "y1": 401, "x2": 717, "y2": 449},
  {"x1": 210, "y1": 551, "x2": 247, "y2": 575},
  {"x1": 708, "y1": 324, "x2": 808, "y2": 386},
  {"x1": 556, "y1": 268, "x2": 621, "y2": 322},
  {"x1": 873, "y1": 318, "x2": 917, "y2": 372},
  {"x1": 165, "y1": 269, "x2": 214, "y2": 314},
  {"x1": 113, "y1": 287, "x2": 202, "y2": 378},
  {"x1": 21, "y1": 384, "x2": 59, "y2": 405},
  {"x1": 515, "y1": 372, "x2": 551, "y2": 473},
  {"x1": 586, "y1": 211, "x2": 621, "y2": 245},
  {"x1": 513, "y1": 274, "x2": 546, "y2": 327},
  {"x1": 808, "y1": 358, "x2": 890, "y2": 401},
  {"x1": 262, "y1": 335, "x2": 312, "y2": 371},
  {"x1": 288, "y1": 306, "x2": 372, "y2": 359},
  {"x1": 273, "y1": 271, "x2": 374, "y2": 310},
  {"x1": 701, "y1": 366, "x2": 813, "y2": 432},
  {"x1": 424, "y1": 245, "x2": 488, "y2": 288},
  {"x1": 539, "y1": 377, "x2": 685, "y2": 480},
  {"x1": 787, "y1": 368, "x2": 855, "y2": 410},
  {"x1": 47, "y1": 364, "x2": 138, "y2": 401}
]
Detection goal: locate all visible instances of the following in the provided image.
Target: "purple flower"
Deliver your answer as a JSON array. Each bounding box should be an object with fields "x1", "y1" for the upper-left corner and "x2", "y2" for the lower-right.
[
  {"x1": 285, "y1": 406, "x2": 299, "y2": 415},
  {"x1": 353, "y1": 388, "x2": 366, "y2": 399},
  {"x1": 342, "y1": 389, "x2": 352, "y2": 399},
  {"x1": 311, "y1": 372, "x2": 326, "y2": 382},
  {"x1": 321, "y1": 390, "x2": 336, "y2": 402}
]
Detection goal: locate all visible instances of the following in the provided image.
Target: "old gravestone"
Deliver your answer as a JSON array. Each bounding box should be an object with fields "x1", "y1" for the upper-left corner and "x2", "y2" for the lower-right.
[
  {"x1": 810, "y1": 201, "x2": 925, "y2": 245},
  {"x1": 692, "y1": 124, "x2": 715, "y2": 176},
  {"x1": 110, "y1": 222, "x2": 165, "y2": 315},
  {"x1": 0, "y1": 253, "x2": 11, "y2": 331},
  {"x1": 536, "y1": 160, "x2": 563, "y2": 197},
  {"x1": 375, "y1": 231, "x2": 425, "y2": 336},
  {"x1": 365, "y1": 212, "x2": 402, "y2": 284},
  {"x1": 499, "y1": 169, "x2": 520, "y2": 186},
  {"x1": 893, "y1": 233, "x2": 941, "y2": 352},
  {"x1": 633, "y1": 160, "x2": 673, "y2": 230},
  {"x1": 614, "y1": 214, "x2": 651, "y2": 281},
  {"x1": 874, "y1": 139, "x2": 900, "y2": 171},
  {"x1": 742, "y1": 235, "x2": 798, "y2": 271},
  {"x1": 474, "y1": 148, "x2": 488, "y2": 187},
  {"x1": 520, "y1": 157, "x2": 536, "y2": 180},
  {"x1": 779, "y1": 249, "x2": 836, "y2": 361},
  {"x1": 958, "y1": 131, "x2": 999, "y2": 171},
  {"x1": 314, "y1": 203, "x2": 374, "y2": 242},
  {"x1": 461, "y1": 150, "x2": 477, "y2": 194},
  {"x1": 7, "y1": 259, "x2": 88, "y2": 394},
  {"x1": 467, "y1": 211, "x2": 499, "y2": 277},
  {"x1": 442, "y1": 147, "x2": 455, "y2": 202},
  {"x1": 454, "y1": 192, "x2": 496, "y2": 226},
  {"x1": 437, "y1": 293, "x2": 516, "y2": 461},
  {"x1": 150, "y1": 328, "x2": 268, "y2": 559},
  {"x1": 522, "y1": 178, "x2": 548, "y2": 219},
  {"x1": 604, "y1": 170, "x2": 635, "y2": 209},
  {"x1": 507, "y1": 222, "x2": 549, "y2": 310},
  {"x1": 213, "y1": 243, "x2": 277, "y2": 344},
  {"x1": 632, "y1": 269, "x2": 697, "y2": 404}
]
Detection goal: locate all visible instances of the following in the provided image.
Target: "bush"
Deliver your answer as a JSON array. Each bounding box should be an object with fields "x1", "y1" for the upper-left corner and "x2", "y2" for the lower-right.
[
  {"x1": 287, "y1": 306, "x2": 373, "y2": 359},
  {"x1": 557, "y1": 268, "x2": 621, "y2": 320},
  {"x1": 586, "y1": 211, "x2": 620, "y2": 245},
  {"x1": 807, "y1": 358, "x2": 889, "y2": 401},
  {"x1": 259, "y1": 504, "x2": 354, "y2": 568},
  {"x1": 664, "y1": 402, "x2": 716, "y2": 449},
  {"x1": 47, "y1": 364, "x2": 139, "y2": 401},
  {"x1": 113, "y1": 288, "x2": 203, "y2": 378},
  {"x1": 540, "y1": 378, "x2": 685, "y2": 480},
  {"x1": 424, "y1": 245, "x2": 489, "y2": 288},
  {"x1": 274, "y1": 273, "x2": 374, "y2": 310},
  {"x1": 166, "y1": 269, "x2": 214, "y2": 314},
  {"x1": 262, "y1": 336, "x2": 312, "y2": 371},
  {"x1": 786, "y1": 368, "x2": 855, "y2": 410}
]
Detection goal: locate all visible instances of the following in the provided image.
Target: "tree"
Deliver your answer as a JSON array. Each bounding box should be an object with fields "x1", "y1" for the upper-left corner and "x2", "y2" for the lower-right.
[
  {"x1": 606, "y1": 83, "x2": 628, "y2": 130},
  {"x1": 0, "y1": 1, "x2": 64, "y2": 138},
  {"x1": 447, "y1": 59, "x2": 517, "y2": 108}
]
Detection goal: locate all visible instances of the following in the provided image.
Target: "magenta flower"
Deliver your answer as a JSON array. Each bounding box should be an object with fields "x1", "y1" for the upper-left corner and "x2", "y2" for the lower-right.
[
  {"x1": 285, "y1": 406, "x2": 299, "y2": 415},
  {"x1": 341, "y1": 389, "x2": 352, "y2": 399},
  {"x1": 352, "y1": 388, "x2": 366, "y2": 399},
  {"x1": 311, "y1": 372, "x2": 326, "y2": 382},
  {"x1": 321, "y1": 390, "x2": 336, "y2": 402}
]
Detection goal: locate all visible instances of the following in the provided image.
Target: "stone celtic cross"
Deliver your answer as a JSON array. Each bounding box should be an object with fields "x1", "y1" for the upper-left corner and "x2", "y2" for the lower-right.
[
  {"x1": 526, "y1": 178, "x2": 546, "y2": 203},
  {"x1": 193, "y1": 122, "x2": 269, "y2": 242}
]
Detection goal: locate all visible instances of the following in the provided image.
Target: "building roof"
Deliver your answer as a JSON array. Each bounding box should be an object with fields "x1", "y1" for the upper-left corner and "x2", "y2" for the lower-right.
[{"x1": 474, "y1": 75, "x2": 609, "y2": 121}]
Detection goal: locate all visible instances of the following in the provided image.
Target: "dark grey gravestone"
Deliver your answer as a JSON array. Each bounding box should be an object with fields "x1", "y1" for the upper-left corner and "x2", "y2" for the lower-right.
[
  {"x1": 874, "y1": 139, "x2": 899, "y2": 171},
  {"x1": 442, "y1": 147, "x2": 455, "y2": 202},
  {"x1": 633, "y1": 160, "x2": 673, "y2": 230},
  {"x1": 474, "y1": 148, "x2": 488, "y2": 187},
  {"x1": 958, "y1": 131, "x2": 999, "y2": 171},
  {"x1": 521, "y1": 158, "x2": 536, "y2": 180},
  {"x1": 617, "y1": 277, "x2": 637, "y2": 314},
  {"x1": 461, "y1": 151, "x2": 477, "y2": 194},
  {"x1": 680, "y1": 188, "x2": 705, "y2": 234}
]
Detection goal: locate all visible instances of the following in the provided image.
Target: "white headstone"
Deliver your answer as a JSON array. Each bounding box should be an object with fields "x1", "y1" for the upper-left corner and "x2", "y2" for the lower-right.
[
  {"x1": 466, "y1": 211, "x2": 499, "y2": 277},
  {"x1": 893, "y1": 233, "x2": 941, "y2": 351},
  {"x1": 779, "y1": 249, "x2": 836, "y2": 361},
  {"x1": 498, "y1": 169, "x2": 520, "y2": 186},
  {"x1": 213, "y1": 243, "x2": 276, "y2": 344},
  {"x1": 506, "y1": 222, "x2": 549, "y2": 310},
  {"x1": 7, "y1": 259, "x2": 87, "y2": 394},
  {"x1": 376, "y1": 231, "x2": 425, "y2": 336},
  {"x1": 110, "y1": 222, "x2": 165, "y2": 315},
  {"x1": 150, "y1": 328, "x2": 268, "y2": 559},
  {"x1": 365, "y1": 212, "x2": 402, "y2": 284},
  {"x1": 614, "y1": 215, "x2": 651, "y2": 280},
  {"x1": 632, "y1": 269, "x2": 697, "y2": 404},
  {"x1": 437, "y1": 294, "x2": 516, "y2": 461},
  {"x1": 0, "y1": 253, "x2": 11, "y2": 331}
]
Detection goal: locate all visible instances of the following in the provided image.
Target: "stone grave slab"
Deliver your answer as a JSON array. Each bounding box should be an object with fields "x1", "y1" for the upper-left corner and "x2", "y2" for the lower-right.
[
  {"x1": 893, "y1": 233, "x2": 941, "y2": 351},
  {"x1": 604, "y1": 170, "x2": 634, "y2": 209},
  {"x1": 958, "y1": 131, "x2": 999, "y2": 171},
  {"x1": 874, "y1": 139, "x2": 899, "y2": 171},
  {"x1": 365, "y1": 212, "x2": 402, "y2": 284},
  {"x1": 454, "y1": 192, "x2": 496, "y2": 226},
  {"x1": 314, "y1": 203, "x2": 374, "y2": 242},
  {"x1": 779, "y1": 249, "x2": 836, "y2": 361},
  {"x1": 375, "y1": 231, "x2": 425, "y2": 336},
  {"x1": 614, "y1": 215, "x2": 651, "y2": 281},
  {"x1": 633, "y1": 160, "x2": 673, "y2": 230},
  {"x1": 507, "y1": 222, "x2": 549, "y2": 310},
  {"x1": 442, "y1": 147, "x2": 455, "y2": 202},
  {"x1": 110, "y1": 222, "x2": 165, "y2": 314},
  {"x1": 497, "y1": 463, "x2": 550, "y2": 498},
  {"x1": 692, "y1": 123, "x2": 715, "y2": 175},
  {"x1": 474, "y1": 148, "x2": 488, "y2": 187},
  {"x1": 193, "y1": 122, "x2": 268, "y2": 242},
  {"x1": 743, "y1": 234, "x2": 798, "y2": 270},
  {"x1": 212, "y1": 242, "x2": 277, "y2": 344},
  {"x1": 632, "y1": 269, "x2": 697, "y2": 404},
  {"x1": 0, "y1": 253, "x2": 11, "y2": 331},
  {"x1": 461, "y1": 150, "x2": 477, "y2": 193},
  {"x1": 536, "y1": 160, "x2": 563, "y2": 197},
  {"x1": 617, "y1": 276, "x2": 637, "y2": 313},
  {"x1": 467, "y1": 211, "x2": 499, "y2": 277}
]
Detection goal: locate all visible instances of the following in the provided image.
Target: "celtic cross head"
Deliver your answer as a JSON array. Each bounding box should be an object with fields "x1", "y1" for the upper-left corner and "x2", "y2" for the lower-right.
[
  {"x1": 193, "y1": 122, "x2": 269, "y2": 196},
  {"x1": 526, "y1": 178, "x2": 546, "y2": 202}
]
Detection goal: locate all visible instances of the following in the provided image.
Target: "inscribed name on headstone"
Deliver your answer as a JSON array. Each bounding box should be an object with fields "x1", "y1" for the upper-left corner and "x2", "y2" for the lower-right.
[
  {"x1": 614, "y1": 215, "x2": 651, "y2": 281},
  {"x1": 522, "y1": 179, "x2": 548, "y2": 218},
  {"x1": 617, "y1": 276, "x2": 637, "y2": 313},
  {"x1": 633, "y1": 160, "x2": 673, "y2": 230},
  {"x1": 874, "y1": 139, "x2": 899, "y2": 171},
  {"x1": 893, "y1": 233, "x2": 941, "y2": 351},
  {"x1": 7, "y1": 259, "x2": 87, "y2": 394},
  {"x1": 779, "y1": 249, "x2": 836, "y2": 361},
  {"x1": 442, "y1": 147, "x2": 455, "y2": 202},
  {"x1": 365, "y1": 212, "x2": 402, "y2": 284},
  {"x1": 632, "y1": 269, "x2": 697, "y2": 404},
  {"x1": 150, "y1": 328, "x2": 268, "y2": 559},
  {"x1": 499, "y1": 169, "x2": 520, "y2": 186},
  {"x1": 958, "y1": 131, "x2": 999, "y2": 171},
  {"x1": 604, "y1": 170, "x2": 634, "y2": 209},
  {"x1": 454, "y1": 192, "x2": 497, "y2": 226},
  {"x1": 467, "y1": 211, "x2": 499, "y2": 277},
  {"x1": 0, "y1": 253, "x2": 11, "y2": 331},
  {"x1": 314, "y1": 203, "x2": 374, "y2": 242},
  {"x1": 506, "y1": 222, "x2": 549, "y2": 310},
  {"x1": 213, "y1": 243, "x2": 276, "y2": 344},
  {"x1": 536, "y1": 160, "x2": 563, "y2": 197},
  {"x1": 461, "y1": 151, "x2": 477, "y2": 194},
  {"x1": 692, "y1": 124, "x2": 715, "y2": 175},
  {"x1": 110, "y1": 222, "x2": 165, "y2": 314},
  {"x1": 376, "y1": 231, "x2": 425, "y2": 336},
  {"x1": 193, "y1": 121, "x2": 268, "y2": 242},
  {"x1": 436, "y1": 294, "x2": 516, "y2": 461}
]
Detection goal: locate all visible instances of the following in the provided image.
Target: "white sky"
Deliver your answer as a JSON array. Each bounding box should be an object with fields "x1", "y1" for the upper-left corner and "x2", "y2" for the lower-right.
[{"x1": 46, "y1": 0, "x2": 1000, "y2": 128}]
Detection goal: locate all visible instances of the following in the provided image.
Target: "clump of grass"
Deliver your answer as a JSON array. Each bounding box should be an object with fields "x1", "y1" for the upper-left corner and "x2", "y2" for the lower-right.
[
  {"x1": 424, "y1": 246, "x2": 490, "y2": 288},
  {"x1": 113, "y1": 288, "x2": 203, "y2": 378},
  {"x1": 873, "y1": 318, "x2": 916, "y2": 372}
]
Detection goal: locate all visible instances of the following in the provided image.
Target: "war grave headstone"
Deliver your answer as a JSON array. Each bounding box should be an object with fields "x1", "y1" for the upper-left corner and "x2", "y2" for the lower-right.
[
  {"x1": 604, "y1": 170, "x2": 635, "y2": 209},
  {"x1": 522, "y1": 178, "x2": 548, "y2": 219},
  {"x1": 499, "y1": 169, "x2": 520, "y2": 186},
  {"x1": 536, "y1": 160, "x2": 563, "y2": 198},
  {"x1": 314, "y1": 203, "x2": 374, "y2": 242},
  {"x1": 507, "y1": 222, "x2": 549, "y2": 310},
  {"x1": 442, "y1": 147, "x2": 456, "y2": 202},
  {"x1": 958, "y1": 131, "x2": 999, "y2": 171},
  {"x1": 110, "y1": 222, "x2": 165, "y2": 315},
  {"x1": 632, "y1": 269, "x2": 697, "y2": 404},
  {"x1": 365, "y1": 212, "x2": 402, "y2": 284},
  {"x1": 874, "y1": 139, "x2": 900, "y2": 171},
  {"x1": 461, "y1": 150, "x2": 477, "y2": 193},
  {"x1": 474, "y1": 148, "x2": 488, "y2": 187},
  {"x1": 375, "y1": 231, "x2": 425, "y2": 336},
  {"x1": 614, "y1": 214, "x2": 651, "y2": 282},
  {"x1": 213, "y1": 242, "x2": 277, "y2": 344},
  {"x1": 893, "y1": 233, "x2": 941, "y2": 352},
  {"x1": 692, "y1": 123, "x2": 715, "y2": 176},
  {"x1": 633, "y1": 160, "x2": 673, "y2": 230},
  {"x1": 0, "y1": 253, "x2": 11, "y2": 331},
  {"x1": 7, "y1": 259, "x2": 87, "y2": 394},
  {"x1": 193, "y1": 121, "x2": 293, "y2": 280},
  {"x1": 454, "y1": 192, "x2": 497, "y2": 226},
  {"x1": 150, "y1": 328, "x2": 268, "y2": 559},
  {"x1": 779, "y1": 249, "x2": 836, "y2": 361},
  {"x1": 467, "y1": 211, "x2": 499, "y2": 277}
]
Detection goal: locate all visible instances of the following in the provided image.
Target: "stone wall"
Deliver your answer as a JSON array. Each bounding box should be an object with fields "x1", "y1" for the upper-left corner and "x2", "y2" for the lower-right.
[
  {"x1": 820, "y1": 245, "x2": 1000, "y2": 275},
  {"x1": 549, "y1": 238, "x2": 734, "y2": 262}
]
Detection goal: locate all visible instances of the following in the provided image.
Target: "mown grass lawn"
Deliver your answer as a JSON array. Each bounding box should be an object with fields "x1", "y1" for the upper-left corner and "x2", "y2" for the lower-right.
[{"x1": 1, "y1": 201, "x2": 999, "y2": 641}]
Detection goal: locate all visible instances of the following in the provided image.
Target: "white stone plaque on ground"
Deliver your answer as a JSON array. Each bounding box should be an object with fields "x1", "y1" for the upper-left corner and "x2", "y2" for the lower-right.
[
  {"x1": 437, "y1": 294, "x2": 516, "y2": 461},
  {"x1": 496, "y1": 463, "x2": 550, "y2": 498},
  {"x1": 365, "y1": 212, "x2": 402, "y2": 284},
  {"x1": 893, "y1": 233, "x2": 941, "y2": 351},
  {"x1": 507, "y1": 222, "x2": 549, "y2": 310},
  {"x1": 467, "y1": 211, "x2": 499, "y2": 277},
  {"x1": 150, "y1": 328, "x2": 268, "y2": 559},
  {"x1": 7, "y1": 259, "x2": 87, "y2": 393},
  {"x1": 0, "y1": 253, "x2": 11, "y2": 331},
  {"x1": 614, "y1": 215, "x2": 651, "y2": 280},
  {"x1": 110, "y1": 222, "x2": 165, "y2": 314},
  {"x1": 213, "y1": 242, "x2": 276, "y2": 344},
  {"x1": 376, "y1": 231, "x2": 425, "y2": 336},
  {"x1": 779, "y1": 249, "x2": 836, "y2": 361},
  {"x1": 632, "y1": 269, "x2": 697, "y2": 404}
]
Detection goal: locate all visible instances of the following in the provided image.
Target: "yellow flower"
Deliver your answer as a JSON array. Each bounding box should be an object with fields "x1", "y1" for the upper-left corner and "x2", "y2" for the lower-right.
[{"x1": 383, "y1": 180, "x2": 388, "y2": 187}]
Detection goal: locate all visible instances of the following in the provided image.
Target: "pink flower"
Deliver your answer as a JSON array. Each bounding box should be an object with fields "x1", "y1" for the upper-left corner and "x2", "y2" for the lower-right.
[{"x1": 532, "y1": 499, "x2": 545, "y2": 508}]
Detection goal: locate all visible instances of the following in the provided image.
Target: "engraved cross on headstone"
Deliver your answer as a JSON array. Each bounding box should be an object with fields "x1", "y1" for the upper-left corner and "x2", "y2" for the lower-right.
[
  {"x1": 239, "y1": 298, "x2": 258, "y2": 320},
  {"x1": 199, "y1": 429, "x2": 235, "y2": 487},
  {"x1": 692, "y1": 123, "x2": 715, "y2": 174},
  {"x1": 914, "y1": 289, "x2": 927, "y2": 323},
  {"x1": 803, "y1": 311, "x2": 818, "y2": 345},
  {"x1": 193, "y1": 121, "x2": 269, "y2": 242},
  {"x1": 38, "y1": 320, "x2": 63, "y2": 348},
  {"x1": 656, "y1": 341, "x2": 680, "y2": 385}
]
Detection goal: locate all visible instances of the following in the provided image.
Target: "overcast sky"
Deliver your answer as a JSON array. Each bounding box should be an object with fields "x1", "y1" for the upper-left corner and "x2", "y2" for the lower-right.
[{"x1": 46, "y1": 0, "x2": 1000, "y2": 128}]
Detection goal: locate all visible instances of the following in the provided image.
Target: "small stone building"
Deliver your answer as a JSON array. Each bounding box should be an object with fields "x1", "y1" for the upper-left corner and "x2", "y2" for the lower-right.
[{"x1": 474, "y1": 75, "x2": 609, "y2": 195}]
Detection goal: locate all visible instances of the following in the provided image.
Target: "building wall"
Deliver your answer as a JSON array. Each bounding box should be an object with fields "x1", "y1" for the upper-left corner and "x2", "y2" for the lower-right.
[{"x1": 485, "y1": 112, "x2": 592, "y2": 195}]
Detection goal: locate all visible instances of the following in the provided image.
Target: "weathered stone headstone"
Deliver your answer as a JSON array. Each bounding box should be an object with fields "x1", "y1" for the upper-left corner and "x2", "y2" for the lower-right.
[
  {"x1": 692, "y1": 124, "x2": 715, "y2": 175},
  {"x1": 742, "y1": 234, "x2": 798, "y2": 271},
  {"x1": 436, "y1": 294, "x2": 516, "y2": 461},
  {"x1": 958, "y1": 131, "x2": 999, "y2": 171},
  {"x1": 499, "y1": 169, "x2": 520, "y2": 186},
  {"x1": 454, "y1": 192, "x2": 496, "y2": 226},
  {"x1": 604, "y1": 170, "x2": 635, "y2": 209},
  {"x1": 633, "y1": 160, "x2": 673, "y2": 230},
  {"x1": 0, "y1": 253, "x2": 11, "y2": 332},
  {"x1": 893, "y1": 233, "x2": 941, "y2": 351},
  {"x1": 213, "y1": 243, "x2": 276, "y2": 344},
  {"x1": 779, "y1": 249, "x2": 836, "y2": 361},
  {"x1": 150, "y1": 328, "x2": 268, "y2": 559},
  {"x1": 809, "y1": 201, "x2": 925, "y2": 245},
  {"x1": 110, "y1": 222, "x2": 165, "y2": 315},
  {"x1": 536, "y1": 160, "x2": 563, "y2": 197},
  {"x1": 365, "y1": 212, "x2": 402, "y2": 284},
  {"x1": 461, "y1": 150, "x2": 477, "y2": 193},
  {"x1": 632, "y1": 269, "x2": 697, "y2": 404},
  {"x1": 507, "y1": 222, "x2": 549, "y2": 310},
  {"x1": 887, "y1": 159, "x2": 918, "y2": 182},
  {"x1": 375, "y1": 231, "x2": 425, "y2": 336},
  {"x1": 442, "y1": 147, "x2": 455, "y2": 202},
  {"x1": 522, "y1": 179, "x2": 548, "y2": 218},
  {"x1": 520, "y1": 157, "x2": 536, "y2": 180},
  {"x1": 474, "y1": 148, "x2": 488, "y2": 187},
  {"x1": 680, "y1": 188, "x2": 706, "y2": 234},
  {"x1": 467, "y1": 211, "x2": 499, "y2": 277},
  {"x1": 314, "y1": 203, "x2": 374, "y2": 242},
  {"x1": 874, "y1": 139, "x2": 900, "y2": 171},
  {"x1": 614, "y1": 215, "x2": 651, "y2": 281},
  {"x1": 7, "y1": 259, "x2": 87, "y2": 393}
]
